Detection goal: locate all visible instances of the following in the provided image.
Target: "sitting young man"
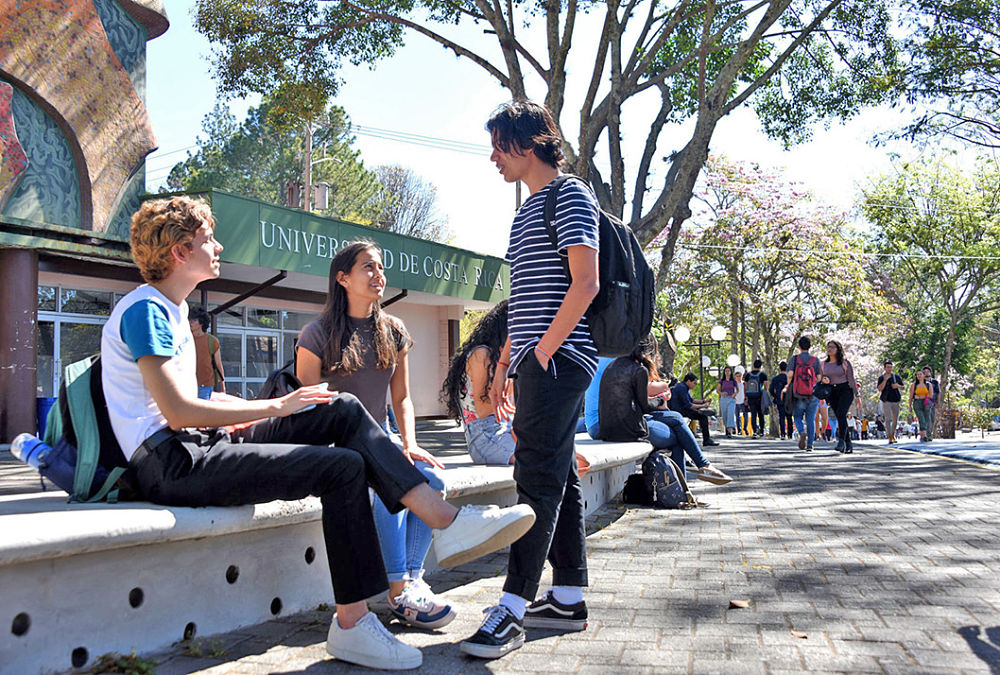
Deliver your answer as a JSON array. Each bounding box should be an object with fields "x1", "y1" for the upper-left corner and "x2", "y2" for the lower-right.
[
  {"x1": 669, "y1": 373, "x2": 720, "y2": 446},
  {"x1": 103, "y1": 197, "x2": 535, "y2": 671}
]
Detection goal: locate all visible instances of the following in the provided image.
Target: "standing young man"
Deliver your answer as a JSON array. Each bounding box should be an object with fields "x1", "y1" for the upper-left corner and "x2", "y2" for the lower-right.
[
  {"x1": 105, "y1": 197, "x2": 535, "y2": 671},
  {"x1": 744, "y1": 359, "x2": 769, "y2": 438},
  {"x1": 460, "y1": 101, "x2": 600, "y2": 659},
  {"x1": 876, "y1": 361, "x2": 903, "y2": 443},
  {"x1": 786, "y1": 336, "x2": 822, "y2": 451},
  {"x1": 770, "y1": 361, "x2": 792, "y2": 439}
]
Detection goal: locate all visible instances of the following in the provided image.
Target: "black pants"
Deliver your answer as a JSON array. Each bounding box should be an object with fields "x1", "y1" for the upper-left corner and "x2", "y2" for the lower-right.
[
  {"x1": 130, "y1": 393, "x2": 427, "y2": 605},
  {"x1": 828, "y1": 383, "x2": 855, "y2": 446},
  {"x1": 747, "y1": 397, "x2": 766, "y2": 436},
  {"x1": 506, "y1": 352, "x2": 591, "y2": 601},
  {"x1": 776, "y1": 398, "x2": 793, "y2": 437},
  {"x1": 681, "y1": 407, "x2": 713, "y2": 444}
]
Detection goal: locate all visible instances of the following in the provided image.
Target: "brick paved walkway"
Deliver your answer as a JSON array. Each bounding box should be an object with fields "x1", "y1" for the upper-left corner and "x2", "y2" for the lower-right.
[{"x1": 131, "y1": 438, "x2": 1000, "y2": 674}]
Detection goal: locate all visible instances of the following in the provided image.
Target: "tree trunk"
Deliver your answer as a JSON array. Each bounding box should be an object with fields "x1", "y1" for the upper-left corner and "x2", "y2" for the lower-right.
[{"x1": 941, "y1": 317, "x2": 956, "y2": 403}]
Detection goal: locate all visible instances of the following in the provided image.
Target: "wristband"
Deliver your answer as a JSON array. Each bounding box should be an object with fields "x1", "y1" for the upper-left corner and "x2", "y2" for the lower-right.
[
  {"x1": 498, "y1": 360, "x2": 510, "y2": 368},
  {"x1": 535, "y1": 345, "x2": 551, "y2": 359}
]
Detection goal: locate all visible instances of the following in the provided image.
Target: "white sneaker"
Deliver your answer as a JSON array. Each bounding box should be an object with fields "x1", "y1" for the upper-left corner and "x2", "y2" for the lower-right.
[
  {"x1": 326, "y1": 612, "x2": 422, "y2": 670},
  {"x1": 433, "y1": 504, "x2": 535, "y2": 568}
]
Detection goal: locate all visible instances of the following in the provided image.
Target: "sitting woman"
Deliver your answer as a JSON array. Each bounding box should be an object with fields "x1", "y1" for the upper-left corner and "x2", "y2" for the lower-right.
[
  {"x1": 441, "y1": 301, "x2": 515, "y2": 465},
  {"x1": 588, "y1": 336, "x2": 732, "y2": 485},
  {"x1": 297, "y1": 241, "x2": 455, "y2": 630}
]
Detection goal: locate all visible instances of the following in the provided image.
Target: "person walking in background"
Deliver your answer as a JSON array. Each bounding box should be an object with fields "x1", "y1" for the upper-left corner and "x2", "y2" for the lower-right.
[
  {"x1": 744, "y1": 359, "x2": 769, "y2": 438},
  {"x1": 717, "y1": 366, "x2": 738, "y2": 438},
  {"x1": 876, "y1": 361, "x2": 904, "y2": 444},
  {"x1": 787, "y1": 336, "x2": 821, "y2": 451},
  {"x1": 819, "y1": 340, "x2": 861, "y2": 454},
  {"x1": 734, "y1": 368, "x2": 749, "y2": 436},
  {"x1": 189, "y1": 306, "x2": 224, "y2": 400},
  {"x1": 769, "y1": 361, "x2": 792, "y2": 440},
  {"x1": 910, "y1": 369, "x2": 935, "y2": 443},
  {"x1": 923, "y1": 366, "x2": 940, "y2": 440}
]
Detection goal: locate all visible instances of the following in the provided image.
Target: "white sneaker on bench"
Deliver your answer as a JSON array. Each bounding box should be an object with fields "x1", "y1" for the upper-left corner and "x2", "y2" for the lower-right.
[
  {"x1": 326, "y1": 612, "x2": 421, "y2": 670},
  {"x1": 433, "y1": 504, "x2": 535, "y2": 568}
]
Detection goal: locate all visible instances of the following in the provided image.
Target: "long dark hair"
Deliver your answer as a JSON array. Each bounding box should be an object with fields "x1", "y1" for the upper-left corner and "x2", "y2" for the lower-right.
[
  {"x1": 721, "y1": 366, "x2": 734, "y2": 382},
  {"x1": 629, "y1": 334, "x2": 660, "y2": 381},
  {"x1": 441, "y1": 301, "x2": 509, "y2": 420},
  {"x1": 825, "y1": 340, "x2": 845, "y2": 366},
  {"x1": 316, "y1": 240, "x2": 406, "y2": 375}
]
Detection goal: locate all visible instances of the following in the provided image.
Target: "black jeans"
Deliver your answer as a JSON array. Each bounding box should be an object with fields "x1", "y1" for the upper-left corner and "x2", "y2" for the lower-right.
[
  {"x1": 681, "y1": 407, "x2": 713, "y2": 444},
  {"x1": 747, "y1": 397, "x2": 766, "y2": 435},
  {"x1": 506, "y1": 352, "x2": 591, "y2": 601},
  {"x1": 775, "y1": 398, "x2": 793, "y2": 437},
  {"x1": 129, "y1": 393, "x2": 427, "y2": 605},
  {"x1": 828, "y1": 383, "x2": 855, "y2": 446}
]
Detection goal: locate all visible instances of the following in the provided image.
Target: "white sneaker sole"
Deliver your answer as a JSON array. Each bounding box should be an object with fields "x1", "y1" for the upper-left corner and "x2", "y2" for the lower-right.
[
  {"x1": 459, "y1": 633, "x2": 525, "y2": 658},
  {"x1": 437, "y1": 510, "x2": 535, "y2": 568},
  {"x1": 326, "y1": 642, "x2": 422, "y2": 670}
]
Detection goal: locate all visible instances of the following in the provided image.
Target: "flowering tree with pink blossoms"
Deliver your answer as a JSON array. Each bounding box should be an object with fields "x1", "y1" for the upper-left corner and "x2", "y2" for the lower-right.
[{"x1": 658, "y1": 155, "x2": 891, "y2": 375}]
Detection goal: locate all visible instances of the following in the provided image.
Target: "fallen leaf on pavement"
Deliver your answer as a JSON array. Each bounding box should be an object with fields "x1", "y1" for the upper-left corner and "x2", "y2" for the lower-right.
[
  {"x1": 729, "y1": 600, "x2": 750, "y2": 609},
  {"x1": 791, "y1": 630, "x2": 808, "y2": 639}
]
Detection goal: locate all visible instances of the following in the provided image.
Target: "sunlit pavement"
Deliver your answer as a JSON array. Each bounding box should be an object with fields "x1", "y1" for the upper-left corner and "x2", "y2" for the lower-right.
[{"x1": 127, "y1": 435, "x2": 1000, "y2": 674}]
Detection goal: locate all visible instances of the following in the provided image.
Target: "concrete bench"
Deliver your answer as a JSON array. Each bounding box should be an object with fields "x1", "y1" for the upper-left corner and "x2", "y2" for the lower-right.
[{"x1": 0, "y1": 435, "x2": 649, "y2": 674}]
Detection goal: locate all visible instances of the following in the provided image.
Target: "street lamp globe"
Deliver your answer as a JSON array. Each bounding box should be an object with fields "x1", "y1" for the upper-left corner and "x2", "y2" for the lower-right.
[
  {"x1": 674, "y1": 326, "x2": 691, "y2": 343},
  {"x1": 710, "y1": 325, "x2": 727, "y2": 341},
  {"x1": 727, "y1": 353, "x2": 741, "y2": 367},
  {"x1": 702, "y1": 355, "x2": 712, "y2": 367}
]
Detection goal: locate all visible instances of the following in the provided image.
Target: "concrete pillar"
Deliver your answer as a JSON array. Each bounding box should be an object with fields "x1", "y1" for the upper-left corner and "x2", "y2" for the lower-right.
[{"x1": 0, "y1": 248, "x2": 38, "y2": 442}]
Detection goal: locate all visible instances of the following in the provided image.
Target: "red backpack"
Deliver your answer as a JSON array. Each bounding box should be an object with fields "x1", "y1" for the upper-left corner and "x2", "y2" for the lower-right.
[{"x1": 792, "y1": 354, "x2": 819, "y2": 397}]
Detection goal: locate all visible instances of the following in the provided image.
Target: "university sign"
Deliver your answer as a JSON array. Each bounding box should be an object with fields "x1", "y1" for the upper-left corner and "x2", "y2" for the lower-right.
[{"x1": 196, "y1": 190, "x2": 509, "y2": 304}]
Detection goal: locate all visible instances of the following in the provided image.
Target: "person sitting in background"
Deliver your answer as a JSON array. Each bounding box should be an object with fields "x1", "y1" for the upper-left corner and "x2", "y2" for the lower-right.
[
  {"x1": 590, "y1": 338, "x2": 731, "y2": 485},
  {"x1": 669, "y1": 373, "x2": 720, "y2": 446},
  {"x1": 441, "y1": 301, "x2": 516, "y2": 465},
  {"x1": 188, "y1": 306, "x2": 224, "y2": 400}
]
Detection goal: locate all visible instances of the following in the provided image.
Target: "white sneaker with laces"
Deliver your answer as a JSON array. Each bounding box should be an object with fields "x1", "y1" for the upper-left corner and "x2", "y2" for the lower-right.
[
  {"x1": 433, "y1": 503, "x2": 535, "y2": 568},
  {"x1": 326, "y1": 611, "x2": 422, "y2": 670}
]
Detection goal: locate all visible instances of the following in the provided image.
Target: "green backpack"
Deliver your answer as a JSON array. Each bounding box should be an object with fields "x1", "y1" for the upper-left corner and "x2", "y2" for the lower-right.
[{"x1": 42, "y1": 355, "x2": 135, "y2": 503}]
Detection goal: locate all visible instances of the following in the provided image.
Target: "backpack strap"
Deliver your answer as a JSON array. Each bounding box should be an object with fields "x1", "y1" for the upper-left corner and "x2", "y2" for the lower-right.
[
  {"x1": 83, "y1": 466, "x2": 127, "y2": 504},
  {"x1": 542, "y1": 174, "x2": 576, "y2": 279}
]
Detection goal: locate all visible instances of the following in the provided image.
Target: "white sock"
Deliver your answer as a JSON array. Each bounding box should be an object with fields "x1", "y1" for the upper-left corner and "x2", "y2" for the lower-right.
[
  {"x1": 551, "y1": 586, "x2": 584, "y2": 605},
  {"x1": 499, "y1": 592, "x2": 527, "y2": 620}
]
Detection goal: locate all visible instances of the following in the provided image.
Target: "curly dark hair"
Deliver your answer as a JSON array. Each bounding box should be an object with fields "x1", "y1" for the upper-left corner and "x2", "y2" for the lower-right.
[
  {"x1": 824, "y1": 339, "x2": 845, "y2": 366},
  {"x1": 486, "y1": 101, "x2": 565, "y2": 169},
  {"x1": 629, "y1": 334, "x2": 660, "y2": 381},
  {"x1": 440, "y1": 300, "x2": 509, "y2": 420}
]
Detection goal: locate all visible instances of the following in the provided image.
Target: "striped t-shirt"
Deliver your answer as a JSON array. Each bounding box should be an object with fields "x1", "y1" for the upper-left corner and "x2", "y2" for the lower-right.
[{"x1": 506, "y1": 176, "x2": 600, "y2": 377}]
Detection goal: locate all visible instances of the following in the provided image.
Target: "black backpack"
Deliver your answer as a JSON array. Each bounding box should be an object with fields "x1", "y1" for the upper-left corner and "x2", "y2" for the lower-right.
[
  {"x1": 256, "y1": 358, "x2": 302, "y2": 400},
  {"x1": 544, "y1": 175, "x2": 655, "y2": 357}
]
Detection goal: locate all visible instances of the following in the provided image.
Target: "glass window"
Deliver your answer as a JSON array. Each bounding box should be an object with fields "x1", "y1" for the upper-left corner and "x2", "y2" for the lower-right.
[
  {"x1": 247, "y1": 308, "x2": 279, "y2": 329},
  {"x1": 59, "y1": 322, "x2": 103, "y2": 368},
  {"x1": 219, "y1": 332, "x2": 243, "y2": 379},
  {"x1": 37, "y1": 321, "x2": 55, "y2": 397},
  {"x1": 38, "y1": 286, "x2": 56, "y2": 312},
  {"x1": 282, "y1": 333, "x2": 297, "y2": 366},
  {"x1": 60, "y1": 288, "x2": 113, "y2": 316},
  {"x1": 245, "y1": 381, "x2": 263, "y2": 400},
  {"x1": 281, "y1": 310, "x2": 317, "y2": 331},
  {"x1": 214, "y1": 305, "x2": 244, "y2": 326},
  {"x1": 246, "y1": 334, "x2": 278, "y2": 378}
]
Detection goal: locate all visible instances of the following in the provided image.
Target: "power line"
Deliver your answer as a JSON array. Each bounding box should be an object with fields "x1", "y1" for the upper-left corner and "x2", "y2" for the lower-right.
[{"x1": 666, "y1": 241, "x2": 1000, "y2": 262}]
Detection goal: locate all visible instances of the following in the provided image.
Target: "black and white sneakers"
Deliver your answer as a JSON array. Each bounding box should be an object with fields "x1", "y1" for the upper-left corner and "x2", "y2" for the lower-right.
[
  {"x1": 523, "y1": 590, "x2": 588, "y2": 631},
  {"x1": 459, "y1": 605, "x2": 525, "y2": 658}
]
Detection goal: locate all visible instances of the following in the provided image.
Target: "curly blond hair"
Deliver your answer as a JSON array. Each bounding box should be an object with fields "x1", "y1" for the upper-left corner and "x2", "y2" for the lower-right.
[{"x1": 130, "y1": 197, "x2": 213, "y2": 282}]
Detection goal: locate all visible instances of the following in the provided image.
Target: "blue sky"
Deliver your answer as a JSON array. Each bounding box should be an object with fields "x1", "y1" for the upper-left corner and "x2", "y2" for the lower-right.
[{"x1": 144, "y1": 2, "x2": 915, "y2": 258}]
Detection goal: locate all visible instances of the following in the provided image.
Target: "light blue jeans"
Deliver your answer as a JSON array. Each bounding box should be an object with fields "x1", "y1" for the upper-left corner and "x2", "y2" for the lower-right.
[
  {"x1": 197, "y1": 385, "x2": 213, "y2": 400},
  {"x1": 372, "y1": 427, "x2": 446, "y2": 582},
  {"x1": 792, "y1": 396, "x2": 820, "y2": 446},
  {"x1": 465, "y1": 414, "x2": 516, "y2": 465},
  {"x1": 719, "y1": 395, "x2": 736, "y2": 429}
]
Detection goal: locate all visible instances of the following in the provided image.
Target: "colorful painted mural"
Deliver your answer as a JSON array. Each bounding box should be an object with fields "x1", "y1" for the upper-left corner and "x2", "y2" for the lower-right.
[
  {"x1": 0, "y1": 82, "x2": 27, "y2": 207},
  {"x1": 0, "y1": 0, "x2": 167, "y2": 231}
]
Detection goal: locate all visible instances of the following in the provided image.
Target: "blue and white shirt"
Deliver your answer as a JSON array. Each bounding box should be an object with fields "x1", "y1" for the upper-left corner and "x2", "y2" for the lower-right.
[
  {"x1": 506, "y1": 176, "x2": 600, "y2": 377},
  {"x1": 101, "y1": 285, "x2": 197, "y2": 459}
]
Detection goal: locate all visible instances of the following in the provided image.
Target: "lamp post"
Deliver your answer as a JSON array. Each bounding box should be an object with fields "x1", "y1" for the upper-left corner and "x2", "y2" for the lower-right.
[{"x1": 675, "y1": 325, "x2": 729, "y2": 400}]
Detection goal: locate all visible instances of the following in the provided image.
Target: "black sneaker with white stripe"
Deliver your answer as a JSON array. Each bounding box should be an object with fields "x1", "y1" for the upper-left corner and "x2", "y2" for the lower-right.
[
  {"x1": 459, "y1": 605, "x2": 525, "y2": 658},
  {"x1": 523, "y1": 590, "x2": 588, "y2": 631}
]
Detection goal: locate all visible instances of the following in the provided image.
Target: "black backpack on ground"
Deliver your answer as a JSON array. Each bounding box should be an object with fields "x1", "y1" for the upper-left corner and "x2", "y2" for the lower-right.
[{"x1": 544, "y1": 175, "x2": 655, "y2": 357}]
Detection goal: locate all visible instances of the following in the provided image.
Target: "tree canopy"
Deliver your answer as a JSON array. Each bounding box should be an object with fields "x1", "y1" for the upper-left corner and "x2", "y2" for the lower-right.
[{"x1": 193, "y1": 0, "x2": 902, "y2": 278}]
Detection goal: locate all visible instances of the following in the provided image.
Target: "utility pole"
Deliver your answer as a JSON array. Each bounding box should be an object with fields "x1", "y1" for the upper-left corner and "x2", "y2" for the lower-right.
[{"x1": 303, "y1": 120, "x2": 313, "y2": 212}]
